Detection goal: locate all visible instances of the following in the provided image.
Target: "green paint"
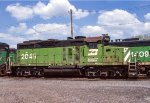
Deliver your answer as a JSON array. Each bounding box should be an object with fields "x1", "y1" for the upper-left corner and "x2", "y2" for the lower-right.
[
  {"x1": 16, "y1": 43, "x2": 125, "y2": 67},
  {"x1": 129, "y1": 46, "x2": 150, "y2": 62}
]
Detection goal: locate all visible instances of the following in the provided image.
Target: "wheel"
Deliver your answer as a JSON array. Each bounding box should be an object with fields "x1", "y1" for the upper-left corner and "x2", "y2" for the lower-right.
[
  {"x1": 37, "y1": 69, "x2": 44, "y2": 77},
  {"x1": 0, "y1": 64, "x2": 7, "y2": 76},
  {"x1": 16, "y1": 70, "x2": 21, "y2": 77},
  {"x1": 107, "y1": 71, "x2": 115, "y2": 78},
  {"x1": 146, "y1": 70, "x2": 150, "y2": 76}
]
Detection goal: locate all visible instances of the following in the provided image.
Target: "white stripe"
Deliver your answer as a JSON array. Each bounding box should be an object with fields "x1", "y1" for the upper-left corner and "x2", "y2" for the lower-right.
[
  {"x1": 124, "y1": 48, "x2": 128, "y2": 53},
  {"x1": 128, "y1": 59, "x2": 131, "y2": 62},
  {"x1": 124, "y1": 51, "x2": 130, "y2": 62}
]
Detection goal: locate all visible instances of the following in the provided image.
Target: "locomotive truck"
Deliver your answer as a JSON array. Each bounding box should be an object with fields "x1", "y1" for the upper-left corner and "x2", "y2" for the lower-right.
[{"x1": 0, "y1": 34, "x2": 150, "y2": 78}]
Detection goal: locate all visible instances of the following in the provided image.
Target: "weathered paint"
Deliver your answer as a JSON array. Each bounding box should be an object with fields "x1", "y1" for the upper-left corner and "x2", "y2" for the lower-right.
[
  {"x1": 15, "y1": 43, "x2": 125, "y2": 67},
  {"x1": 0, "y1": 51, "x2": 7, "y2": 65}
]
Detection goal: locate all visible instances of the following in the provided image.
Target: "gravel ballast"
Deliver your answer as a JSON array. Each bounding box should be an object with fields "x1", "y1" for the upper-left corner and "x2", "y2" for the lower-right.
[{"x1": 0, "y1": 77, "x2": 150, "y2": 103}]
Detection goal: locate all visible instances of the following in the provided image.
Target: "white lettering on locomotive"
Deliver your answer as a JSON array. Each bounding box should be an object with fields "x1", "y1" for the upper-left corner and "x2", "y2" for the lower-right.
[
  {"x1": 88, "y1": 49, "x2": 98, "y2": 56},
  {"x1": 21, "y1": 52, "x2": 36, "y2": 60},
  {"x1": 131, "y1": 51, "x2": 149, "y2": 58},
  {"x1": 88, "y1": 58, "x2": 98, "y2": 62}
]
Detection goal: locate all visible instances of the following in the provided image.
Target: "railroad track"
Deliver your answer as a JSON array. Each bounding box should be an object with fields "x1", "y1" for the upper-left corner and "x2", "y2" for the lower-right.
[{"x1": 1, "y1": 75, "x2": 150, "y2": 81}]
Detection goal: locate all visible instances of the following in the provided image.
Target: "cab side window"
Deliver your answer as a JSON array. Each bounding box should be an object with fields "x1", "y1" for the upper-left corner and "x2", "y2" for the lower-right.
[{"x1": 88, "y1": 43, "x2": 98, "y2": 49}]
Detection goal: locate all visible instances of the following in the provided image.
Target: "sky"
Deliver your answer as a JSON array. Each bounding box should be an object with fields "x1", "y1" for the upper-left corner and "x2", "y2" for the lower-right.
[{"x1": 0, "y1": 0, "x2": 150, "y2": 48}]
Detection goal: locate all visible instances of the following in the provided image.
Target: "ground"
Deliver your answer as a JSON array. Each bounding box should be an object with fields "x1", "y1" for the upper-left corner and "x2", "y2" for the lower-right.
[{"x1": 0, "y1": 77, "x2": 150, "y2": 103}]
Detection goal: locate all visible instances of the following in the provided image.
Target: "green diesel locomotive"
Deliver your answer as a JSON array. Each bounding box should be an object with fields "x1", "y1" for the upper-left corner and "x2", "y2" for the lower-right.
[
  {"x1": 0, "y1": 43, "x2": 16, "y2": 75},
  {"x1": 110, "y1": 39, "x2": 150, "y2": 77},
  {"x1": 0, "y1": 34, "x2": 150, "y2": 78},
  {"x1": 11, "y1": 34, "x2": 127, "y2": 78}
]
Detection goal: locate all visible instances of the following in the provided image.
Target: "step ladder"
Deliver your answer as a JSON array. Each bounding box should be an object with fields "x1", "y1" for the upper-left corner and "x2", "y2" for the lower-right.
[{"x1": 128, "y1": 62, "x2": 138, "y2": 77}]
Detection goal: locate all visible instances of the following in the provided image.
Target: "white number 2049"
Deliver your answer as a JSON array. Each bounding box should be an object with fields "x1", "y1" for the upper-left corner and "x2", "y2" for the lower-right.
[{"x1": 21, "y1": 53, "x2": 36, "y2": 60}]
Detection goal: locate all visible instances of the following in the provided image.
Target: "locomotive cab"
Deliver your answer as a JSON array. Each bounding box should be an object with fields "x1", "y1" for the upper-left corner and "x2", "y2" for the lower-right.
[
  {"x1": 82, "y1": 34, "x2": 127, "y2": 78},
  {"x1": 0, "y1": 42, "x2": 9, "y2": 75}
]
